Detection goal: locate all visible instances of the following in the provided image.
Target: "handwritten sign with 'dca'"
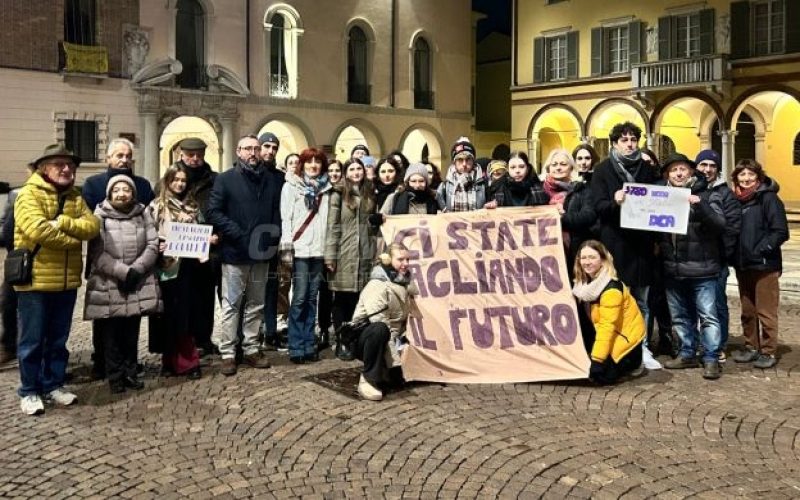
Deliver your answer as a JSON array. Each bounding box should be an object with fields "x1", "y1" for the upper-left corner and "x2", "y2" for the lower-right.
[
  {"x1": 164, "y1": 222, "x2": 213, "y2": 259},
  {"x1": 620, "y1": 183, "x2": 691, "y2": 235}
]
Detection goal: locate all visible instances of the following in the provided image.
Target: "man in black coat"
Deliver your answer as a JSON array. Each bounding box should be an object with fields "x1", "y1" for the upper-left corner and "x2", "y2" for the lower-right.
[
  {"x1": 657, "y1": 154, "x2": 727, "y2": 379},
  {"x1": 81, "y1": 138, "x2": 155, "y2": 379},
  {"x1": 207, "y1": 135, "x2": 284, "y2": 376},
  {"x1": 590, "y1": 121, "x2": 661, "y2": 369}
]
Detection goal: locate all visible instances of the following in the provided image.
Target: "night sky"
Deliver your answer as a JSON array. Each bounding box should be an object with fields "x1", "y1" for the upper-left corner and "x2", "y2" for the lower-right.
[{"x1": 473, "y1": 0, "x2": 512, "y2": 41}]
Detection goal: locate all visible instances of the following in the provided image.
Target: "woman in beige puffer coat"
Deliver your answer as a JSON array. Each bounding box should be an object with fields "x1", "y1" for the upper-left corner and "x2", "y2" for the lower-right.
[{"x1": 84, "y1": 175, "x2": 160, "y2": 393}]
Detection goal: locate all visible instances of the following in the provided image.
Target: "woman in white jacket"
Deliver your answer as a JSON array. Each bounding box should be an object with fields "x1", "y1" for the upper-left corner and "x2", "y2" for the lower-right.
[{"x1": 279, "y1": 148, "x2": 334, "y2": 363}]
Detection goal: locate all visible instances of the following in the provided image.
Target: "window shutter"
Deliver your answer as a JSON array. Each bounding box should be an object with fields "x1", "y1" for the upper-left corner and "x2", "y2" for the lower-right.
[
  {"x1": 786, "y1": 0, "x2": 800, "y2": 54},
  {"x1": 591, "y1": 27, "x2": 603, "y2": 75},
  {"x1": 699, "y1": 8, "x2": 715, "y2": 55},
  {"x1": 730, "y1": 1, "x2": 750, "y2": 59},
  {"x1": 628, "y1": 20, "x2": 642, "y2": 66},
  {"x1": 533, "y1": 37, "x2": 545, "y2": 83},
  {"x1": 567, "y1": 31, "x2": 579, "y2": 79},
  {"x1": 658, "y1": 16, "x2": 672, "y2": 60}
]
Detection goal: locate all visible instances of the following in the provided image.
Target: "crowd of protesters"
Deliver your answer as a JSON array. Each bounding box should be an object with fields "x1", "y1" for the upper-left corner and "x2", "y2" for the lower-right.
[{"x1": 0, "y1": 119, "x2": 790, "y2": 413}]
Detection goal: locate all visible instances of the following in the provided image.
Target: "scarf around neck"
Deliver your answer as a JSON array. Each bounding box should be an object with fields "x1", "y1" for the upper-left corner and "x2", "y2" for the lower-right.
[
  {"x1": 572, "y1": 267, "x2": 613, "y2": 303},
  {"x1": 610, "y1": 149, "x2": 643, "y2": 183},
  {"x1": 734, "y1": 181, "x2": 761, "y2": 203},
  {"x1": 543, "y1": 176, "x2": 573, "y2": 205},
  {"x1": 301, "y1": 173, "x2": 329, "y2": 210}
]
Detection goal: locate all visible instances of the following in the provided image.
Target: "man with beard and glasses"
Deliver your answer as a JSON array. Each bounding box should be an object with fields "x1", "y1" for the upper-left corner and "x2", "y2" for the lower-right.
[
  {"x1": 207, "y1": 135, "x2": 283, "y2": 376},
  {"x1": 590, "y1": 121, "x2": 662, "y2": 371}
]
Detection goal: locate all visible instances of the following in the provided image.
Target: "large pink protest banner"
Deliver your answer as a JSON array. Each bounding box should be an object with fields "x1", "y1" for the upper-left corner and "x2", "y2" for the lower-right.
[{"x1": 381, "y1": 206, "x2": 590, "y2": 384}]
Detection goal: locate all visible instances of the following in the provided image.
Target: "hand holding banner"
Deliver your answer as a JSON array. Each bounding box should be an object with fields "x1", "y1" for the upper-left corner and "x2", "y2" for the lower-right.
[
  {"x1": 381, "y1": 207, "x2": 590, "y2": 384},
  {"x1": 620, "y1": 183, "x2": 691, "y2": 234}
]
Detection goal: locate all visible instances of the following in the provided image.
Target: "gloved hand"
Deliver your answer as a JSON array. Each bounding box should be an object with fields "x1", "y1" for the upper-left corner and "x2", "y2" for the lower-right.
[
  {"x1": 368, "y1": 213, "x2": 384, "y2": 227},
  {"x1": 120, "y1": 268, "x2": 143, "y2": 293},
  {"x1": 589, "y1": 360, "x2": 609, "y2": 385}
]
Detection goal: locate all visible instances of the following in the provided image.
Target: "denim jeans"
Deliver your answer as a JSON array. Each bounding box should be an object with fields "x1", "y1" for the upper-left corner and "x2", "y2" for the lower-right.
[
  {"x1": 715, "y1": 266, "x2": 730, "y2": 349},
  {"x1": 665, "y1": 277, "x2": 721, "y2": 363},
  {"x1": 287, "y1": 258, "x2": 323, "y2": 357},
  {"x1": 629, "y1": 285, "x2": 650, "y2": 348},
  {"x1": 16, "y1": 290, "x2": 77, "y2": 397},
  {"x1": 216, "y1": 263, "x2": 270, "y2": 358},
  {"x1": 262, "y1": 257, "x2": 280, "y2": 340}
]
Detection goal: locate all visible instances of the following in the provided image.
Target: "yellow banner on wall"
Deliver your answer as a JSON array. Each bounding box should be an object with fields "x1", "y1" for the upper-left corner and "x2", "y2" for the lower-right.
[
  {"x1": 62, "y1": 42, "x2": 109, "y2": 74},
  {"x1": 381, "y1": 206, "x2": 591, "y2": 384}
]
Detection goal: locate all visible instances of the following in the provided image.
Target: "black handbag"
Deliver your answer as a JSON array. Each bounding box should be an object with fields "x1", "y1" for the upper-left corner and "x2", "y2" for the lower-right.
[
  {"x1": 336, "y1": 305, "x2": 389, "y2": 349},
  {"x1": 4, "y1": 195, "x2": 66, "y2": 286}
]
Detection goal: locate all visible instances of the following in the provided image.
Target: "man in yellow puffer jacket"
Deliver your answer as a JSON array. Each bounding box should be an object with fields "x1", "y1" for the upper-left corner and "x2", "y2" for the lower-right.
[{"x1": 13, "y1": 144, "x2": 99, "y2": 416}]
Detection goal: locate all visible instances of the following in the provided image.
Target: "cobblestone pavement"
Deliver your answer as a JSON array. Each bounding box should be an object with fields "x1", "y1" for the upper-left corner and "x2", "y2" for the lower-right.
[{"x1": 0, "y1": 292, "x2": 798, "y2": 499}]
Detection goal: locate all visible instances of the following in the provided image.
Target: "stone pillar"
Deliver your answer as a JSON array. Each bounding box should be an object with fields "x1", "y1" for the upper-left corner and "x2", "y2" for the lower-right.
[
  {"x1": 754, "y1": 133, "x2": 766, "y2": 165},
  {"x1": 141, "y1": 112, "x2": 159, "y2": 183},
  {"x1": 529, "y1": 136, "x2": 540, "y2": 174},
  {"x1": 221, "y1": 117, "x2": 237, "y2": 171},
  {"x1": 720, "y1": 129, "x2": 734, "y2": 181},
  {"x1": 646, "y1": 133, "x2": 657, "y2": 151}
]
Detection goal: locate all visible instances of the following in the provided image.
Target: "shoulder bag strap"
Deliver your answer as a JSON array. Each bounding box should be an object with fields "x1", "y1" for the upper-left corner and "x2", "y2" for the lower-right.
[{"x1": 292, "y1": 195, "x2": 323, "y2": 242}]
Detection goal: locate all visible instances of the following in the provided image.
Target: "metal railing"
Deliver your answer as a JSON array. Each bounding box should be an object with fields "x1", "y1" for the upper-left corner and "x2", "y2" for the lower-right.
[{"x1": 632, "y1": 55, "x2": 729, "y2": 90}]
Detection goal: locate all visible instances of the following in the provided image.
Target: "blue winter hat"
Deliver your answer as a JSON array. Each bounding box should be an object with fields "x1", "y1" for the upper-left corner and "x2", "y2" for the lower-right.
[{"x1": 694, "y1": 149, "x2": 720, "y2": 166}]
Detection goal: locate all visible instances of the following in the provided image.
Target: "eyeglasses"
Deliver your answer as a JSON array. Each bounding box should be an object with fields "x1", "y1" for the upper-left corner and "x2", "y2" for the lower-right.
[
  {"x1": 44, "y1": 161, "x2": 76, "y2": 170},
  {"x1": 239, "y1": 146, "x2": 260, "y2": 152}
]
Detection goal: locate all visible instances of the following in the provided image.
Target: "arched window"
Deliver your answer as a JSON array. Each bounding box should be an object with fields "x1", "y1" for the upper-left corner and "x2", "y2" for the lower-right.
[
  {"x1": 265, "y1": 7, "x2": 302, "y2": 98},
  {"x1": 175, "y1": 0, "x2": 205, "y2": 89},
  {"x1": 793, "y1": 132, "x2": 800, "y2": 165},
  {"x1": 413, "y1": 37, "x2": 433, "y2": 109},
  {"x1": 348, "y1": 26, "x2": 370, "y2": 104}
]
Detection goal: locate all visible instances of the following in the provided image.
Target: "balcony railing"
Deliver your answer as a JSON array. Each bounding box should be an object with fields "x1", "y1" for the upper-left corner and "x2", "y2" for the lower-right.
[
  {"x1": 414, "y1": 90, "x2": 435, "y2": 110},
  {"x1": 632, "y1": 55, "x2": 729, "y2": 90},
  {"x1": 270, "y1": 73, "x2": 291, "y2": 98},
  {"x1": 59, "y1": 41, "x2": 108, "y2": 75},
  {"x1": 347, "y1": 83, "x2": 371, "y2": 105}
]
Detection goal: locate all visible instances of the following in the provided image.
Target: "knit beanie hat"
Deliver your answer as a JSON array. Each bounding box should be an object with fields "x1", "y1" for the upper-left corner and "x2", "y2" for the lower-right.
[
  {"x1": 487, "y1": 160, "x2": 508, "y2": 177},
  {"x1": 258, "y1": 132, "x2": 280, "y2": 147},
  {"x1": 694, "y1": 149, "x2": 720, "y2": 166},
  {"x1": 106, "y1": 174, "x2": 137, "y2": 198},
  {"x1": 404, "y1": 163, "x2": 429, "y2": 185},
  {"x1": 351, "y1": 144, "x2": 370, "y2": 156},
  {"x1": 451, "y1": 136, "x2": 476, "y2": 161}
]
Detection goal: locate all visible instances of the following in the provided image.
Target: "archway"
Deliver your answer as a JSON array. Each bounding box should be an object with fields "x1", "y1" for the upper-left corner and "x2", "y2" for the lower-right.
[
  {"x1": 652, "y1": 97, "x2": 722, "y2": 161},
  {"x1": 528, "y1": 105, "x2": 583, "y2": 170},
  {"x1": 332, "y1": 120, "x2": 383, "y2": 162},
  {"x1": 728, "y1": 89, "x2": 800, "y2": 202},
  {"x1": 399, "y1": 124, "x2": 445, "y2": 168},
  {"x1": 159, "y1": 116, "x2": 220, "y2": 174},
  {"x1": 585, "y1": 99, "x2": 648, "y2": 159},
  {"x1": 256, "y1": 118, "x2": 310, "y2": 167}
]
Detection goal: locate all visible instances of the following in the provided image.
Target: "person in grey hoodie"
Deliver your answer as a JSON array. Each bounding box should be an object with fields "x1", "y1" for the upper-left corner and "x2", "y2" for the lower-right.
[{"x1": 84, "y1": 175, "x2": 161, "y2": 394}]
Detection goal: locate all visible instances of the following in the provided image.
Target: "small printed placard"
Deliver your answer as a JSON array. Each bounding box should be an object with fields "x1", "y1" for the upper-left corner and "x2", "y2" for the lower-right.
[
  {"x1": 620, "y1": 183, "x2": 691, "y2": 235},
  {"x1": 163, "y1": 222, "x2": 213, "y2": 259}
]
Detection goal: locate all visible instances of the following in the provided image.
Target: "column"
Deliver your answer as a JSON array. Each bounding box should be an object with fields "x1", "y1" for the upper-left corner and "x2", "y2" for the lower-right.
[
  {"x1": 529, "y1": 136, "x2": 540, "y2": 174},
  {"x1": 221, "y1": 117, "x2": 237, "y2": 171},
  {"x1": 646, "y1": 133, "x2": 656, "y2": 152},
  {"x1": 754, "y1": 133, "x2": 766, "y2": 165},
  {"x1": 719, "y1": 129, "x2": 733, "y2": 181},
  {"x1": 141, "y1": 112, "x2": 159, "y2": 183}
]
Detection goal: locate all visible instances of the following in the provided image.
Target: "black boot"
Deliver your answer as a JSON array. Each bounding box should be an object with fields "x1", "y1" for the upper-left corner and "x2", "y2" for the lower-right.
[
  {"x1": 318, "y1": 329, "x2": 331, "y2": 351},
  {"x1": 337, "y1": 335, "x2": 355, "y2": 361}
]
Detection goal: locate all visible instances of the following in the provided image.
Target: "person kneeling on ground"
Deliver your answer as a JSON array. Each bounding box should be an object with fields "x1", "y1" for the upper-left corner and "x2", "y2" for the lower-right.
[
  {"x1": 572, "y1": 240, "x2": 645, "y2": 385},
  {"x1": 351, "y1": 243, "x2": 418, "y2": 401}
]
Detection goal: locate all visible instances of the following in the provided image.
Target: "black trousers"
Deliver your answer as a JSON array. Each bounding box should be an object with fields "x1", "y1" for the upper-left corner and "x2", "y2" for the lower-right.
[
  {"x1": 0, "y1": 280, "x2": 17, "y2": 354},
  {"x1": 591, "y1": 343, "x2": 643, "y2": 385},
  {"x1": 317, "y1": 278, "x2": 333, "y2": 333},
  {"x1": 97, "y1": 316, "x2": 141, "y2": 384},
  {"x1": 355, "y1": 322, "x2": 390, "y2": 384},
  {"x1": 332, "y1": 291, "x2": 359, "y2": 330}
]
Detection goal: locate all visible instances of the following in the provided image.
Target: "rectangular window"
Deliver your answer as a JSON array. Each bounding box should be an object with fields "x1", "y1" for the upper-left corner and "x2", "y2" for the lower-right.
[
  {"x1": 608, "y1": 26, "x2": 629, "y2": 73},
  {"x1": 547, "y1": 35, "x2": 567, "y2": 81},
  {"x1": 65, "y1": 120, "x2": 97, "y2": 162},
  {"x1": 64, "y1": 0, "x2": 96, "y2": 45},
  {"x1": 754, "y1": 0, "x2": 785, "y2": 55},
  {"x1": 675, "y1": 13, "x2": 701, "y2": 58}
]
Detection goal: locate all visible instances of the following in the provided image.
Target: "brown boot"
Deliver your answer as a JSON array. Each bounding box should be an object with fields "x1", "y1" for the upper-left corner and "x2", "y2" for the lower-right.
[
  {"x1": 243, "y1": 352, "x2": 271, "y2": 369},
  {"x1": 220, "y1": 358, "x2": 237, "y2": 376}
]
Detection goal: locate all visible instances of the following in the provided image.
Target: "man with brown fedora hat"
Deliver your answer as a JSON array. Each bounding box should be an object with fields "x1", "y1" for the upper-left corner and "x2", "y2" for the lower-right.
[{"x1": 14, "y1": 144, "x2": 100, "y2": 415}]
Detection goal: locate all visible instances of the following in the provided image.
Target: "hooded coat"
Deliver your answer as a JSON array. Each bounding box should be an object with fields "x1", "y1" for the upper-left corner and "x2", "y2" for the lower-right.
[
  {"x1": 732, "y1": 177, "x2": 789, "y2": 273},
  {"x1": 352, "y1": 264, "x2": 419, "y2": 368},
  {"x1": 657, "y1": 174, "x2": 727, "y2": 279},
  {"x1": 84, "y1": 192, "x2": 161, "y2": 320},
  {"x1": 324, "y1": 183, "x2": 377, "y2": 292}
]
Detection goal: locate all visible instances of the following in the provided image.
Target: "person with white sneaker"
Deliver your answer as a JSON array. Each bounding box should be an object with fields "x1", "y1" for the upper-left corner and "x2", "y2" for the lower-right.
[
  {"x1": 13, "y1": 145, "x2": 100, "y2": 415},
  {"x1": 350, "y1": 244, "x2": 418, "y2": 401},
  {"x1": 572, "y1": 240, "x2": 646, "y2": 385}
]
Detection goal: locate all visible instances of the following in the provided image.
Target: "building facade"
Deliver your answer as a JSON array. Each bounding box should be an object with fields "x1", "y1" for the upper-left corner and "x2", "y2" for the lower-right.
[
  {"x1": 512, "y1": 0, "x2": 800, "y2": 202},
  {"x1": 0, "y1": 0, "x2": 473, "y2": 186}
]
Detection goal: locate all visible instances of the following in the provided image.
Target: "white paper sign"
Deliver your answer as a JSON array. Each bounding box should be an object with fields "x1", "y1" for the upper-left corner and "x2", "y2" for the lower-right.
[
  {"x1": 620, "y1": 183, "x2": 691, "y2": 235},
  {"x1": 163, "y1": 222, "x2": 213, "y2": 259}
]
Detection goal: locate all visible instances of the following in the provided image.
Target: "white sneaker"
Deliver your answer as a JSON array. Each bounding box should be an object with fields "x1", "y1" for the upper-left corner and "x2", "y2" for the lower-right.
[
  {"x1": 357, "y1": 375, "x2": 383, "y2": 401},
  {"x1": 46, "y1": 388, "x2": 77, "y2": 406},
  {"x1": 20, "y1": 395, "x2": 45, "y2": 415},
  {"x1": 642, "y1": 346, "x2": 663, "y2": 370}
]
